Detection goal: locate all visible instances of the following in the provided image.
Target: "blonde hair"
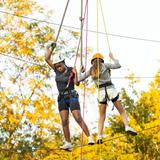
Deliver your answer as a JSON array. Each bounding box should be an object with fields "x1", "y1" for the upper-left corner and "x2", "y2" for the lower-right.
[{"x1": 90, "y1": 60, "x2": 104, "y2": 79}]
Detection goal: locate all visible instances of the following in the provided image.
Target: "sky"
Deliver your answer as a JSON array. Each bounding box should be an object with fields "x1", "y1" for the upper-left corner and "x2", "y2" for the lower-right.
[
  {"x1": 36, "y1": 0, "x2": 160, "y2": 134},
  {"x1": 38, "y1": 0, "x2": 160, "y2": 88}
]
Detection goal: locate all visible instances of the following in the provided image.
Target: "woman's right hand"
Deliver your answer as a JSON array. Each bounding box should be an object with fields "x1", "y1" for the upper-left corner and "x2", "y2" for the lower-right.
[
  {"x1": 80, "y1": 65, "x2": 86, "y2": 73},
  {"x1": 109, "y1": 52, "x2": 115, "y2": 61}
]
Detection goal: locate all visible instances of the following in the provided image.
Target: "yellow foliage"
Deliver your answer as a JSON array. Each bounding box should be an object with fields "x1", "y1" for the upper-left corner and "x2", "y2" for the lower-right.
[
  {"x1": 19, "y1": 47, "x2": 33, "y2": 56},
  {"x1": 78, "y1": 83, "x2": 96, "y2": 94},
  {"x1": 44, "y1": 33, "x2": 53, "y2": 41},
  {"x1": 28, "y1": 66, "x2": 41, "y2": 73},
  {"x1": 8, "y1": 115, "x2": 18, "y2": 124},
  {"x1": 21, "y1": 99, "x2": 30, "y2": 106}
]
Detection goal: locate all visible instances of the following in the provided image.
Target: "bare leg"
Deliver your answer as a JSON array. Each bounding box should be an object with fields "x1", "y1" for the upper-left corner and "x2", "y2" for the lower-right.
[
  {"x1": 59, "y1": 110, "x2": 71, "y2": 142},
  {"x1": 113, "y1": 100, "x2": 129, "y2": 127},
  {"x1": 98, "y1": 103, "x2": 107, "y2": 137},
  {"x1": 72, "y1": 110, "x2": 90, "y2": 137}
]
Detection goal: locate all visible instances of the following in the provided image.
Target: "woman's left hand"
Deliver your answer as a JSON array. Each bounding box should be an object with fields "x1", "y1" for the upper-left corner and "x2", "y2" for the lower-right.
[{"x1": 72, "y1": 67, "x2": 77, "y2": 74}]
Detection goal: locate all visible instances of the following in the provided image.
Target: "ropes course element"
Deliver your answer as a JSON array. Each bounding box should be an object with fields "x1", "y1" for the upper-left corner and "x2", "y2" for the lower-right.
[
  {"x1": 0, "y1": 53, "x2": 44, "y2": 67},
  {"x1": 96, "y1": 0, "x2": 99, "y2": 53},
  {"x1": 99, "y1": 0, "x2": 112, "y2": 68},
  {"x1": 80, "y1": 0, "x2": 84, "y2": 158},
  {"x1": 0, "y1": 2, "x2": 160, "y2": 159},
  {"x1": 1, "y1": 10, "x2": 160, "y2": 43},
  {"x1": 74, "y1": 0, "x2": 88, "y2": 67},
  {"x1": 65, "y1": 0, "x2": 89, "y2": 92},
  {"x1": 80, "y1": 0, "x2": 89, "y2": 159},
  {"x1": 1, "y1": 124, "x2": 159, "y2": 153},
  {"x1": 80, "y1": 0, "x2": 84, "y2": 67},
  {"x1": 50, "y1": 0, "x2": 70, "y2": 52},
  {"x1": 46, "y1": 124, "x2": 160, "y2": 151},
  {"x1": 54, "y1": 0, "x2": 70, "y2": 43},
  {"x1": 0, "y1": 53, "x2": 159, "y2": 80},
  {"x1": 102, "y1": 124, "x2": 160, "y2": 144},
  {"x1": 96, "y1": 1, "x2": 103, "y2": 159},
  {"x1": 83, "y1": 1, "x2": 89, "y2": 159},
  {"x1": 99, "y1": 0, "x2": 111, "y2": 53}
]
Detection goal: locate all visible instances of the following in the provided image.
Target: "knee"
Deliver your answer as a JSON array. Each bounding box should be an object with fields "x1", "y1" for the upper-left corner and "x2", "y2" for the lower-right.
[
  {"x1": 75, "y1": 116, "x2": 83, "y2": 124},
  {"x1": 61, "y1": 119, "x2": 69, "y2": 127}
]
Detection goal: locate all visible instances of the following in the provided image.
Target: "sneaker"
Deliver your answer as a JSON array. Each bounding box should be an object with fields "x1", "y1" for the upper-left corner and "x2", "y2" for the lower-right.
[
  {"x1": 125, "y1": 126, "x2": 137, "y2": 136},
  {"x1": 88, "y1": 137, "x2": 95, "y2": 145},
  {"x1": 60, "y1": 141, "x2": 72, "y2": 150},
  {"x1": 97, "y1": 138, "x2": 103, "y2": 144}
]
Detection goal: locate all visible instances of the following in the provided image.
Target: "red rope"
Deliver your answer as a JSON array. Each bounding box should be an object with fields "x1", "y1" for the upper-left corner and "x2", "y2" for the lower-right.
[
  {"x1": 66, "y1": 0, "x2": 89, "y2": 91},
  {"x1": 80, "y1": 0, "x2": 88, "y2": 159}
]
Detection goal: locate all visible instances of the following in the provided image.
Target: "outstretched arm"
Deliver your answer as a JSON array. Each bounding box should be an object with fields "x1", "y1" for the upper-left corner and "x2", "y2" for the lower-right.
[
  {"x1": 78, "y1": 69, "x2": 90, "y2": 82},
  {"x1": 45, "y1": 46, "x2": 55, "y2": 69},
  {"x1": 105, "y1": 53, "x2": 121, "y2": 69}
]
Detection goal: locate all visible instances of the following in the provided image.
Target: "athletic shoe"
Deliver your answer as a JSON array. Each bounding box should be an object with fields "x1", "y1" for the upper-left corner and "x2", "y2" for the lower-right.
[
  {"x1": 60, "y1": 141, "x2": 72, "y2": 150},
  {"x1": 125, "y1": 126, "x2": 137, "y2": 136},
  {"x1": 97, "y1": 138, "x2": 103, "y2": 144},
  {"x1": 88, "y1": 136, "x2": 95, "y2": 145}
]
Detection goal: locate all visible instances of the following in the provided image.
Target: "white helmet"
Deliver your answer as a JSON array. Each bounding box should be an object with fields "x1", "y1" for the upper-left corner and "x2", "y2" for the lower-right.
[{"x1": 52, "y1": 53, "x2": 65, "y2": 64}]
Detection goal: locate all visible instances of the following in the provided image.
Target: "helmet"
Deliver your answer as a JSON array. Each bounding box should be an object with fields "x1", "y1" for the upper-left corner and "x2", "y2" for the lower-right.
[
  {"x1": 52, "y1": 53, "x2": 65, "y2": 64},
  {"x1": 91, "y1": 53, "x2": 104, "y2": 64}
]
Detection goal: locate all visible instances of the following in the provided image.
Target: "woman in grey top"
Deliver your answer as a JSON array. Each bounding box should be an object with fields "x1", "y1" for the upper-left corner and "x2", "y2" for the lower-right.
[{"x1": 78, "y1": 52, "x2": 137, "y2": 144}]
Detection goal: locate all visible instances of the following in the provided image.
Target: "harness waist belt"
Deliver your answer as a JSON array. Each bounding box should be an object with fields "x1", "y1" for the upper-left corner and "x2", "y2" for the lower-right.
[
  {"x1": 98, "y1": 82, "x2": 113, "y2": 88},
  {"x1": 60, "y1": 89, "x2": 76, "y2": 95}
]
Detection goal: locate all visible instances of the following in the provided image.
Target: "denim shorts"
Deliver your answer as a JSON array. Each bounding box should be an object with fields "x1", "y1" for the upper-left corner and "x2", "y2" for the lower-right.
[{"x1": 57, "y1": 90, "x2": 80, "y2": 112}]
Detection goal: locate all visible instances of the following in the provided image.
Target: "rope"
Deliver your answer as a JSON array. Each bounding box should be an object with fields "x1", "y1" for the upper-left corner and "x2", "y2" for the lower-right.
[
  {"x1": 55, "y1": 0, "x2": 70, "y2": 43},
  {"x1": 99, "y1": 0, "x2": 112, "y2": 82},
  {"x1": 80, "y1": 0, "x2": 84, "y2": 67},
  {"x1": 51, "y1": 0, "x2": 70, "y2": 52},
  {"x1": 0, "y1": 53, "x2": 159, "y2": 79},
  {"x1": 99, "y1": 0, "x2": 112, "y2": 67},
  {"x1": 99, "y1": 0, "x2": 111, "y2": 53},
  {"x1": 80, "y1": 0, "x2": 84, "y2": 158},
  {"x1": 56, "y1": 0, "x2": 89, "y2": 92},
  {"x1": 80, "y1": 1, "x2": 89, "y2": 159},
  {"x1": 96, "y1": 0, "x2": 99, "y2": 52},
  {"x1": 0, "y1": 53, "x2": 45, "y2": 68},
  {"x1": 96, "y1": 1, "x2": 103, "y2": 159},
  {"x1": 103, "y1": 124, "x2": 160, "y2": 144},
  {"x1": 66, "y1": 0, "x2": 89, "y2": 91},
  {"x1": 1, "y1": 10, "x2": 160, "y2": 43},
  {"x1": 74, "y1": 0, "x2": 89, "y2": 67},
  {"x1": 47, "y1": 124, "x2": 160, "y2": 152}
]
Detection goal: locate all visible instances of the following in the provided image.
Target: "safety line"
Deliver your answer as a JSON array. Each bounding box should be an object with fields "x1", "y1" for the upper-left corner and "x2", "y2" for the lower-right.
[
  {"x1": 1, "y1": 124, "x2": 158, "y2": 153},
  {"x1": 0, "y1": 53, "x2": 45, "y2": 67},
  {"x1": 1, "y1": 10, "x2": 160, "y2": 43},
  {"x1": 43, "y1": 124, "x2": 160, "y2": 151},
  {"x1": 80, "y1": 0, "x2": 84, "y2": 158},
  {"x1": 1, "y1": 52, "x2": 159, "y2": 79}
]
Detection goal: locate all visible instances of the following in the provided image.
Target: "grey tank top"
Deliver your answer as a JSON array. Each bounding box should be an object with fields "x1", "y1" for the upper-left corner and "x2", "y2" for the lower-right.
[{"x1": 55, "y1": 67, "x2": 74, "y2": 93}]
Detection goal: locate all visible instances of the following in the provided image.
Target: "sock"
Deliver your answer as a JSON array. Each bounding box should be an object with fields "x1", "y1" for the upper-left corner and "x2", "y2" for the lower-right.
[
  {"x1": 125, "y1": 124, "x2": 129, "y2": 128},
  {"x1": 98, "y1": 134, "x2": 102, "y2": 139},
  {"x1": 65, "y1": 140, "x2": 71, "y2": 144},
  {"x1": 88, "y1": 136, "x2": 92, "y2": 141}
]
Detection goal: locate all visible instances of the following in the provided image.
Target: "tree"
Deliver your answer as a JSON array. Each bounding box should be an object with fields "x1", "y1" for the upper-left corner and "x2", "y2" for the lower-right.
[{"x1": 0, "y1": 1, "x2": 60, "y2": 159}]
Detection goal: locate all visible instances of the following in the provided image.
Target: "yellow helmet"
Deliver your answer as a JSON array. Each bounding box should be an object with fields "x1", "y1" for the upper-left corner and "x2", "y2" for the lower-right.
[{"x1": 91, "y1": 53, "x2": 104, "y2": 64}]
